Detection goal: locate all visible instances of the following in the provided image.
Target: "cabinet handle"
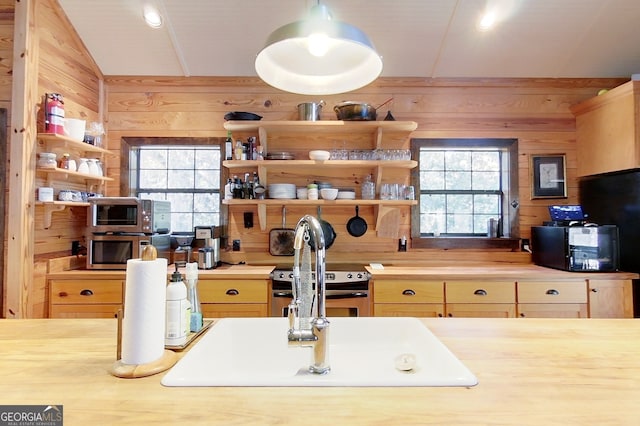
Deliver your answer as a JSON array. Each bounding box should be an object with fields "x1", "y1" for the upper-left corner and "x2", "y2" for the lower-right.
[
  {"x1": 520, "y1": 313, "x2": 526, "y2": 317},
  {"x1": 58, "y1": 291, "x2": 68, "y2": 298},
  {"x1": 80, "y1": 289, "x2": 94, "y2": 296},
  {"x1": 474, "y1": 289, "x2": 487, "y2": 296},
  {"x1": 447, "y1": 313, "x2": 453, "y2": 317},
  {"x1": 226, "y1": 289, "x2": 239, "y2": 296},
  {"x1": 437, "y1": 313, "x2": 443, "y2": 317},
  {"x1": 591, "y1": 288, "x2": 598, "y2": 293},
  {"x1": 545, "y1": 289, "x2": 559, "y2": 295},
  {"x1": 402, "y1": 289, "x2": 416, "y2": 296}
]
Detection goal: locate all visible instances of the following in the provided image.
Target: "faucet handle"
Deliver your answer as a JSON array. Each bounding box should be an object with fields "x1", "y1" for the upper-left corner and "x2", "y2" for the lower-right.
[{"x1": 287, "y1": 301, "x2": 299, "y2": 331}]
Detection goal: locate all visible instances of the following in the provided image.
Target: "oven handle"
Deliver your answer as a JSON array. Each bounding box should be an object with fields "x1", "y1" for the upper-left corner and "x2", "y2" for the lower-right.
[{"x1": 272, "y1": 291, "x2": 368, "y2": 299}]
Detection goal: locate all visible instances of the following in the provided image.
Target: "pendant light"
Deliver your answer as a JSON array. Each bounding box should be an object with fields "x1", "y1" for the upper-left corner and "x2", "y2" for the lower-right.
[{"x1": 255, "y1": 2, "x2": 382, "y2": 95}]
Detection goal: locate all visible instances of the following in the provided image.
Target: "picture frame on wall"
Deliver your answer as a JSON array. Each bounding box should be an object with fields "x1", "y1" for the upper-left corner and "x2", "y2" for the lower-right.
[{"x1": 531, "y1": 154, "x2": 567, "y2": 199}]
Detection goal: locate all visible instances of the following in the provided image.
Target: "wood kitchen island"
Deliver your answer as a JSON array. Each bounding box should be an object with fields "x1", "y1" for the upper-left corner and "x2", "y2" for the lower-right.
[{"x1": 1, "y1": 318, "x2": 639, "y2": 425}]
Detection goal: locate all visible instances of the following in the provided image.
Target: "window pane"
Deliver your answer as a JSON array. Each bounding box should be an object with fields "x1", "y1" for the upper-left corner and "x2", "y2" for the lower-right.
[
  {"x1": 472, "y1": 171, "x2": 500, "y2": 190},
  {"x1": 446, "y1": 171, "x2": 471, "y2": 190},
  {"x1": 194, "y1": 193, "x2": 219, "y2": 212},
  {"x1": 166, "y1": 193, "x2": 193, "y2": 213},
  {"x1": 140, "y1": 170, "x2": 167, "y2": 188},
  {"x1": 195, "y1": 170, "x2": 219, "y2": 189},
  {"x1": 168, "y1": 149, "x2": 194, "y2": 169},
  {"x1": 472, "y1": 152, "x2": 500, "y2": 171},
  {"x1": 447, "y1": 194, "x2": 472, "y2": 213},
  {"x1": 420, "y1": 151, "x2": 444, "y2": 170},
  {"x1": 167, "y1": 170, "x2": 195, "y2": 189},
  {"x1": 445, "y1": 151, "x2": 470, "y2": 170},
  {"x1": 420, "y1": 171, "x2": 445, "y2": 190},
  {"x1": 196, "y1": 149, "x2": 220, "y2": 169},
  {"x1": 139, "y1": 149, "x2": 167, "y2": 168},
  {"x1": 474, "y1": 194, "x2": 500, "y2": 214},
  {"x1": 447, "y1": 213, "x2": 473, "y2": 233}
]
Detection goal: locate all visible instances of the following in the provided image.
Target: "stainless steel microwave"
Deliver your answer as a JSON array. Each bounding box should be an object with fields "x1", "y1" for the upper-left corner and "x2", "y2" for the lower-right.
[
  {"x1": 88, "y1": 197, "x2": 171, "y2": 235},
  {"x1": 87, "y1": 233, "x2": 171, "y2": 270}
]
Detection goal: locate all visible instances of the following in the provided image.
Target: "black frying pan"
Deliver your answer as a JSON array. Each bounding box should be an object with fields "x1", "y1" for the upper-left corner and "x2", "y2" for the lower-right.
[
  {"x1": 346, "y1": 205, "x2": 367, "y2": 237},
  {"x1": 309, "y1": 206, "x2": 336, "y2": 250}
]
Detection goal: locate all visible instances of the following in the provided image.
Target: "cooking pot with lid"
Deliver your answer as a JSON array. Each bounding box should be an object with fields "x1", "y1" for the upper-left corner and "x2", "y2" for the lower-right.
[{"x1": 298, "y1": 101, "x2": 325, "y2": 121}]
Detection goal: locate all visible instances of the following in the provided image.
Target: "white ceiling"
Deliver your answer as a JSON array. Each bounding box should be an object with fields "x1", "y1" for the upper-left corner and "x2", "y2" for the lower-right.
[{"x1": 58, "y1": 0, "x2": 640, "y2": 80}]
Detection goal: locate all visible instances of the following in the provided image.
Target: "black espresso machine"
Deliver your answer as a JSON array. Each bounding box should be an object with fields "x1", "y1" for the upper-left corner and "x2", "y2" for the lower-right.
[{"x1": 531, "y1": 205, "x2": 619, "y2": 272}]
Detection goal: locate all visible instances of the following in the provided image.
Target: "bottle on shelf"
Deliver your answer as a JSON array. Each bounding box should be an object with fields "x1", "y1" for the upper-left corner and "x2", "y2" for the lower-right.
[
  {"x1": 234, "y1": 140, "x2": 243, "y2": 160},
  {"x1": 58, "y1": 153, "x2": 71, "y2": 170},
  {"x1": 225, "y1": 130, "x2": 233, "y2": 161}
]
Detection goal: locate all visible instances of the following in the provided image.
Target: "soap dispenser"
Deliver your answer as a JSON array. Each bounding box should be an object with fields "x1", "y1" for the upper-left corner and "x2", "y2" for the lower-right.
[
  {"x1": 185, "y1": 262, "x2": 203, "y2": 332},
  {"x1": 165, "y1": 264, "x2": 190, "y2": 346}
]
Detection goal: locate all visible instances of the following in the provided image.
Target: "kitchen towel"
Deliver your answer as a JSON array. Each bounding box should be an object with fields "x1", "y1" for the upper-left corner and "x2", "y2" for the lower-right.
[{"x1": 121, "y1": 257, "x2": 167, "y2": 365}]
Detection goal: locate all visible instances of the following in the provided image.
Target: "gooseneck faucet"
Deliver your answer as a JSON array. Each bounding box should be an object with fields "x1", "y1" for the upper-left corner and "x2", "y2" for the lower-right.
[{"x1": 287, "y1": 214, "x2": 330, "y2": 374}]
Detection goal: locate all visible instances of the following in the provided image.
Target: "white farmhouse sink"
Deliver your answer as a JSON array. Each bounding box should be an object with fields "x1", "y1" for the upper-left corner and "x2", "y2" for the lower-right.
[{"x1": 161, "y1": 317, "x2": 477, "y2": 387}]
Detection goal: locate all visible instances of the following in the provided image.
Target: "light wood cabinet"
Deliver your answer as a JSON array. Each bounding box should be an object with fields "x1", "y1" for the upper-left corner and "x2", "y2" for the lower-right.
[
  {"x1": 373, "y1": 280, "x2": 444, "y2": 317},
  {"x1": 570, "y1": 80, "x2": 640, "y2": 177},
  {"x1": 445, "y1": 281, "x2": 516, "y2": 318},
  {"x1": 588, "y1": 279, "x2": 634, "y2": 318},
  {"x1": 198, "y1": 279, "x2": 269, "y2": 318},
  {"x1": 516, "y1": 281, "x2": 588, "y2": 318},
  {"x1": 49, "y1": 278, "x2": 123, "y2": 318}
]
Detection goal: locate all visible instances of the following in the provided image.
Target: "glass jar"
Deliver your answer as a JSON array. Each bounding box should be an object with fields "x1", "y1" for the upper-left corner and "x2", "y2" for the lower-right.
[
  {"x1": 307, "y1": 183, "x2": 319, "y2": 200},
  {"x1": 361, "y1": 174, "x2": 375, "y2": 200},
  {"x1": 58, "y1": 153, "x2": 71, "y2": 169},
  {"x1": 38, "y1": 152, "x2": 57, "y2": 169}
]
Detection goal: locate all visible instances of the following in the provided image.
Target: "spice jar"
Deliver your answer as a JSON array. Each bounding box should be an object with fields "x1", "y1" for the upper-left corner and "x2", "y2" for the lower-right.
[
  {"x1": 38, "y1": 152, "x2": 57, "y2": 169},
  {"x1": 58, "y1": 153, "x2": 71, "y2": 170},
  {"x1": 307, "y1": 183, "x2": 319, "y2": 200}
]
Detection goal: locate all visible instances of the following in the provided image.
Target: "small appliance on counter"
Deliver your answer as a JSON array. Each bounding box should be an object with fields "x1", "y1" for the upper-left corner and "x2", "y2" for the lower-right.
[
  {"x1": 531, "y1": 205, "x2": 619, "y2": 272},
  {"x1": 193, "y1": 226, "x2": 221, "y2": 269}
]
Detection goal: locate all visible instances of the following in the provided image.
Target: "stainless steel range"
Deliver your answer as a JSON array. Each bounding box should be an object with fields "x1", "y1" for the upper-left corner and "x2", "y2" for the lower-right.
[{"x1": 271, "y1": 264, "x2": 371, "y2": 317}]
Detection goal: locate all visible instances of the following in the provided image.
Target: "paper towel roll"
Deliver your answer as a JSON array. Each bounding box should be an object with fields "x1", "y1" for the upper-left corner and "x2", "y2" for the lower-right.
[{"x1": 121, "y1": 257, "x2": 167, "y2": 365}]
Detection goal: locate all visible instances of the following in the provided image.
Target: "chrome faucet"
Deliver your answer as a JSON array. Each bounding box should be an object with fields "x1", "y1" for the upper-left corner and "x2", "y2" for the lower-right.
[{"x1": 287, "y1": 214, "x2": 330, "y2": 374}]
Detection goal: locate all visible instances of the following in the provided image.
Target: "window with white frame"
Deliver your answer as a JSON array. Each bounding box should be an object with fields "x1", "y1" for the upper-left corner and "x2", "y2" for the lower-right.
[
  {"x1": 412, "y1": 138, "x2": 519, "y2": 247},
  {"x1": 131, "y1": 145, "x2": 221, "y2": 232}
]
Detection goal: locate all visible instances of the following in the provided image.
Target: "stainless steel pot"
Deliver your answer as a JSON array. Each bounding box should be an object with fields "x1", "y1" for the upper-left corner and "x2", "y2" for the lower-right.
[{"x1": 297, "y1": 101, "x2": 325, "y2": 121}]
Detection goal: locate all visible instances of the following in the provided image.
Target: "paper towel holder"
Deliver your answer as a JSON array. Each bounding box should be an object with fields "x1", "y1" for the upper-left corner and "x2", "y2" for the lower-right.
[{"x1": 109, "y1": 245, "x2": 178, "y2": 378}]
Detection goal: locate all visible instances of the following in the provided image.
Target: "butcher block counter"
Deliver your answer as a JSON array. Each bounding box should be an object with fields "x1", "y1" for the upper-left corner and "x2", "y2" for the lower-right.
[{"x1": 1, "y1": 318, "x2": 640, "y2": 425}]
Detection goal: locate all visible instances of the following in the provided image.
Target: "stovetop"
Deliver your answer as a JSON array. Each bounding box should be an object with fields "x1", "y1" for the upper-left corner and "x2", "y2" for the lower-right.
[{"x1": 271, "y1": 263, "x2": 370, "y2": 284}]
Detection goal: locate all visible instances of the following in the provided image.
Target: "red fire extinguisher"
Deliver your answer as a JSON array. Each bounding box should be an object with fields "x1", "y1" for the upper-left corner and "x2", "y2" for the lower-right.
[{"x1": 44, "y1": 93, "x2": 65, "y2": 135}]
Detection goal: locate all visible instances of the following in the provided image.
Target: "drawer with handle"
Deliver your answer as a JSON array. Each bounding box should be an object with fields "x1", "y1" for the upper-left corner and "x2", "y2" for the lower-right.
[
  {"x1": 517, "y1": 281, "x2": 587, "y2": 304},
  {"x1": 373, "y1": 280, "x2": 444, "y2": 303},
  {"x1": 446, "y1": 281, "x2": 515, "y2": 303},
  {"x1": 50, "y1": 279, "x2": 123, "y2": 304},
  {"x1": 198, "y1": 279, "x2": 268, "y2": 303}
]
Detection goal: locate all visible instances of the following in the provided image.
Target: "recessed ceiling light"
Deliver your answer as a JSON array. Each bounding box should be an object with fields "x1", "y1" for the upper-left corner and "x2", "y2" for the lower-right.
[
  {"x1": 477, "y1": 11, "x2": 496, "y2": 31},
  {"x1": 143, "y1": 4, "x2": 163, "y2": 29}
]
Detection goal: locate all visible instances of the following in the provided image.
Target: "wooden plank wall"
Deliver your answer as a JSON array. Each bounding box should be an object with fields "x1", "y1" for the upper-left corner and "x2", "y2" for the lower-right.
[
  {"x1": 0, "y1": 0, "x2": 14, "y2": 317},
  {"x1": 4, "y1": 0, "x2": 102, "y2": 318},
  {"x1": 104, "y1": 76, "x2": 627, "y2": 266}
]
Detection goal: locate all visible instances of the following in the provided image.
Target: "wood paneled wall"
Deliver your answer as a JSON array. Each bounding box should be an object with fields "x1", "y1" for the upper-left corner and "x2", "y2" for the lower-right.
[
  {"x1": 5, "y1": 0, "x2": 102, "y2": 318},
  {"x1": 104, "y1": 76, "x2": 626, "y2": 265}
]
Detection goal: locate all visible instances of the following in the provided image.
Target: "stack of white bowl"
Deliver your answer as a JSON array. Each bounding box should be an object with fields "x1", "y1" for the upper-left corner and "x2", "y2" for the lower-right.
[{"x1": 268, "y1": 183, "x2": 296, "y2": 199}]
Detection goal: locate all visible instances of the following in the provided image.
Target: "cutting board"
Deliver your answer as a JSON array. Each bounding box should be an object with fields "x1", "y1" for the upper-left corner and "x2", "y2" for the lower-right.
[{"x1": 376, "y1": 206, "x2": 401, "y2": 238}]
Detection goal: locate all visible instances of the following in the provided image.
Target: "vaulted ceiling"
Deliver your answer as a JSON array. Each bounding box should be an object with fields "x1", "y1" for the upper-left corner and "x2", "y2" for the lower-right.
[{"x1": 58, "y1": 0, "x2": 640, "y2": 81}]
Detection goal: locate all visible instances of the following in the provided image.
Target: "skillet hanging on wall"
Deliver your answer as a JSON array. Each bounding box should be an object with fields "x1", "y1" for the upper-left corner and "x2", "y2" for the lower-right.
[{"x1": 346, "y1": 205, "x2": 367, "y2": 237}]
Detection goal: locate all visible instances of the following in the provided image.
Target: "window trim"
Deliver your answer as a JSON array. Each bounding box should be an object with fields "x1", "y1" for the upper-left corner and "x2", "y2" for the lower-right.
[{"x1": 410, "y1": 138, "x2": 520, "y2": 250}]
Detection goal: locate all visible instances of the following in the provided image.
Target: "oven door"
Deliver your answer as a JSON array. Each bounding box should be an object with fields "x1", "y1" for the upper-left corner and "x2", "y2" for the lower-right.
[
  {"x1": 87, "y1": 235, "x2": 144, "y2": 270},
  {"x1": 271, "y1": 289, "x2": 370, "y2": 317}
]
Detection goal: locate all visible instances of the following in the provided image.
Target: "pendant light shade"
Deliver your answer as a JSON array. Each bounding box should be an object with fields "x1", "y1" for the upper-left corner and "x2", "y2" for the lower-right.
[{"x1": 255, "y1": 4, "x2": 382, "y2": 95}]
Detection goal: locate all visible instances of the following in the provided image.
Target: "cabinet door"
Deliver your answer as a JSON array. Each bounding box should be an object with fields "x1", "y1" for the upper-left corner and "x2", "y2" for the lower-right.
[
  {"x1": 446, "y1": 303, "x2": 515, "y2": 318},
  {"x1": 517, "y1": 303, "x2": 588, "y2": 318},
  {"x1": 374, "y1": 303, "x2": 444, "y2": 318},
  {"x1": 588, "y1": 279, "x2": 634, "y2": 318}
]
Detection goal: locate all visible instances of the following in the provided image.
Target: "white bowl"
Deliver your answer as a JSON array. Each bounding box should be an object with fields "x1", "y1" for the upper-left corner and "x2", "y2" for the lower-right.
[
  {"x1": 309, "y1": 150, "x2": 331, "y2": 161},
  {"x1": 320, "y1": 188, "x2": 338, "y2": 200},
  {"x1": 63, "y1": 118, "x2": 86, "y2": 142}
]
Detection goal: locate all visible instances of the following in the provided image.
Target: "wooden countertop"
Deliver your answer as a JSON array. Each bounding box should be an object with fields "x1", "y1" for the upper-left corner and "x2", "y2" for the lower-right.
[
  {"x1": 2, "y1": 318, "x2": 640, "y2": 424},
  {"x1": 365, "y1": 263, "x2": 639, "y2": 281},
  {"x1": 47, "y1": 262, "x2": 638, "y2": 282}
]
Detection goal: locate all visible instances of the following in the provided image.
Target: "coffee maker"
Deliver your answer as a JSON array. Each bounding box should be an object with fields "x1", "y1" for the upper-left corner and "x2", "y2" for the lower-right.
[{"x1": 194, "y1": 226, "x2": 220, "y2": 269}]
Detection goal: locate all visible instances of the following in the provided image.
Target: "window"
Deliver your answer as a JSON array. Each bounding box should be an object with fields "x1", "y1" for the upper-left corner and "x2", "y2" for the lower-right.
[
  {"x1": 411, "y1": 139, "x2": 519, "y2": 249},
  {"x1": 131, "y1": 145, "x2": 221, "y2": 232}
]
